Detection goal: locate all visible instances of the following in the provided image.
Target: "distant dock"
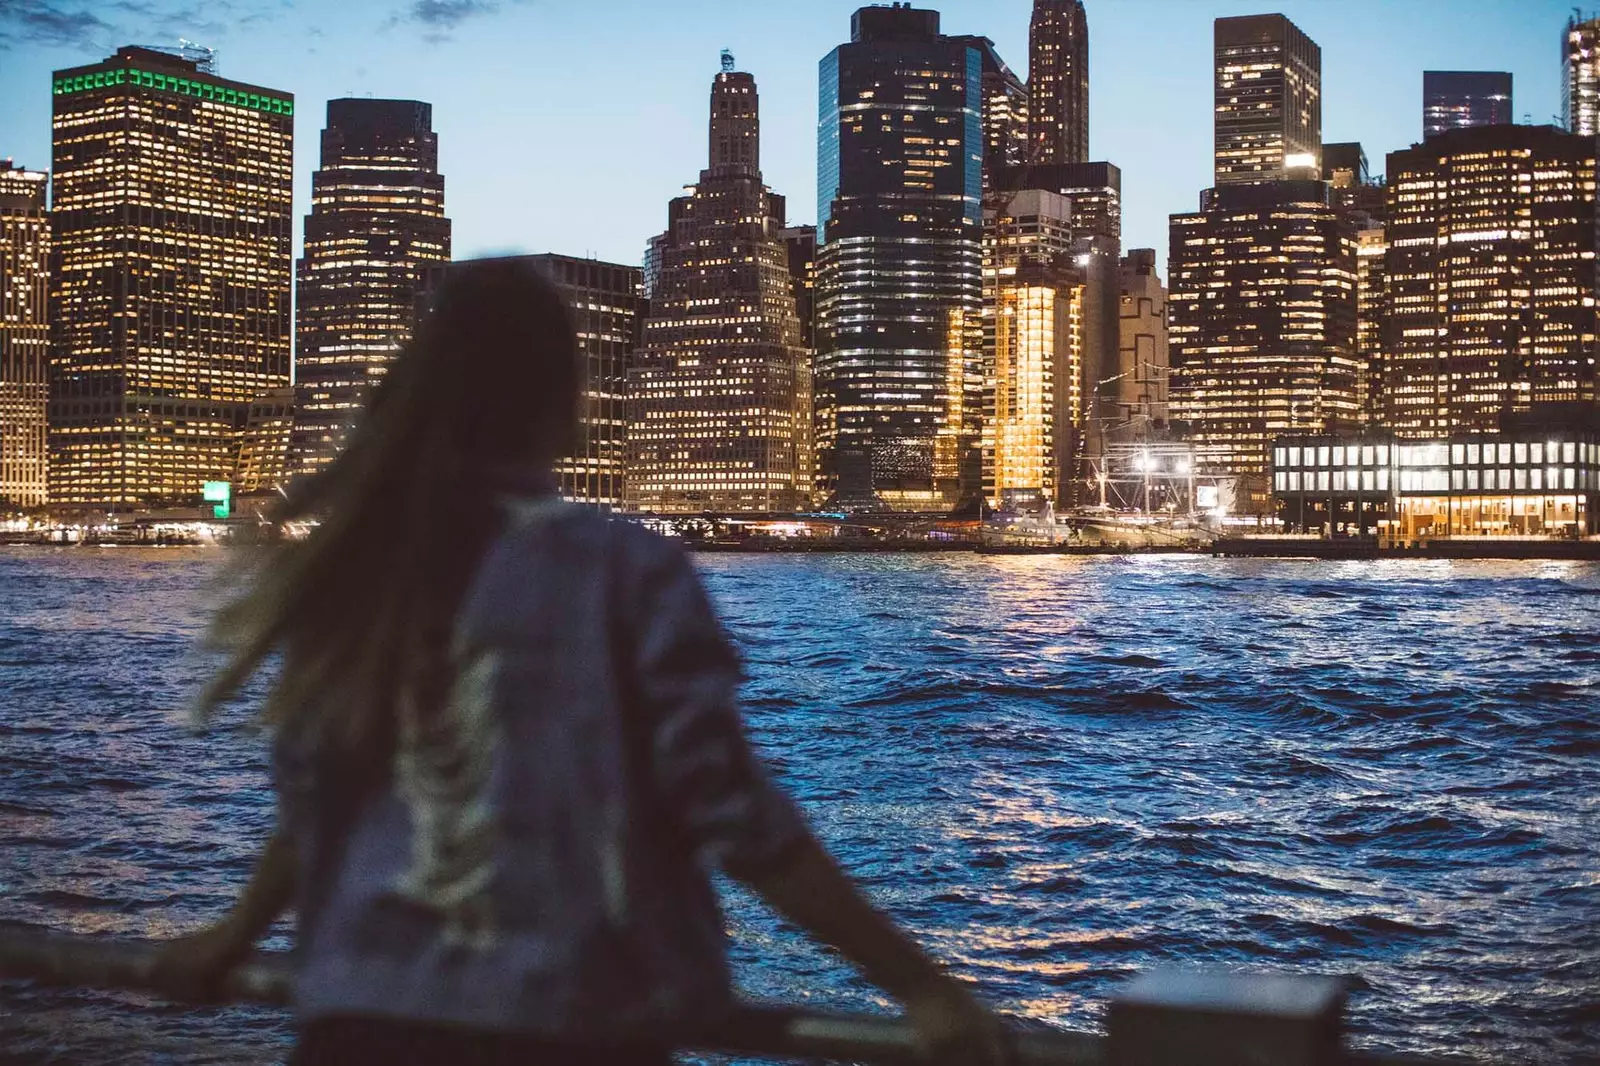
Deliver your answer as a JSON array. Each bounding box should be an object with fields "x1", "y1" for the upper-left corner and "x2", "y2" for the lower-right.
[{"x1": 1213, "y1": 536, "x2": 1600, "y2": 560}]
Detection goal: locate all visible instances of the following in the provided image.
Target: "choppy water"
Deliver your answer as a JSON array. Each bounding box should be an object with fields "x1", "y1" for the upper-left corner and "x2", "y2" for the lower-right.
[{"x1": 2, "y1": 547, "x2": 1598, "y2": 1063}]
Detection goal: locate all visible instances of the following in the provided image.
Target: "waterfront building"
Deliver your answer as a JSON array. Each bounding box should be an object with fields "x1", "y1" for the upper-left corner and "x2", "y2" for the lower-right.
[
  {"x1": 1355, "y1": 226, "x2": 1387, "y2": 423},
  {"x1": 530, "y1": 255, "x2": 644, "y2": 510},
  {"x1": 981, "y1": 188, "x2": 1084, "y2": 510},
  {"x1": 48, "y1": 47, "x2": 292, "y2": 509},
  {"x1": 1423, "y1": 71, "x2": 1512, "y2": 140},
  {"x1": 1565, "y1": 13, "x2": 1600, "y2": 135},
  {"x1": 1382, "y1": 125, "x2": 1598, "y2": 438},
  {"x1": 626, "y1": 57, "x2": 809, "y2": 514},
  {"x1": 1028, "y1": 0, "x2": 1089, "y2": 166},
  {"x1": 1168, "y1": 180, "x2": 1360, "y2": 503},
  {"x1": 1113, "y1": 249, "x2": 1169, "y2": 441},
  {"x1": 233, "y1": 386, "x2": 294, "y2": 495},
  {"x1": 1214, "y1": 14, "x2": 1321, "y2": 185},
  {"x1": 815, "y1": 5, "x2": 985, "y2": 510},
  {"x1": 1273, "y1": 422, "x2": 1600, "y2": 539},
  {"x1": 292, "y1": 99, "x2": 450, "y2": 478},
  {"x1": 0, "y1": 162, "x2": 49, "y2": 510}
]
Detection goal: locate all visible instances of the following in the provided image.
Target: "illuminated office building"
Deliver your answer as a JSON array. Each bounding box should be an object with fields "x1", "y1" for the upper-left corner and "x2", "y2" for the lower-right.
[
  {"x1": 1273, "y1": 427, "x2": 1600, "y2": 539},
  {"x1": 1565, "y1": 14, "x2": 1600, "y2": 135},
  {"x1": 233, "y1": 386, "x2": 294, "y2": 495},
  {"x1": 1168, "y1": 181, "x2": 1360, "y2": 496},
  {"x1": 0, "y1": 162, "x2": 49, "y2": 509},
  {"x1": 292, "y1": 99, "x2": 450, "y2": 477},
  {"x1": 1383, "y1": 125, "x2": 1598, "y2": 437},
  {"x1": 626, "y1": 56, "x2": 809, "y2": 514},
  {"x1": 1423, "y1": 71, "x2": 1512, "y2": 140},
  {"x1": 1355, "y1": 226, "x2": 1387, "y2": 422},
  {"x1": 1114, "y1": 249, "x2": 1169, "y2": 440},
  {"x1": 1214, "y1": 14, "x2": 1321, "y2": 184},
  {"x1": 1322, "y1": 141, "x2": 1385, "y2": 226},
  {"x1": 1028, "y1": 0, "x2": 1089, "y2": 165},
  {"x1": 981, "y1": 188, "x2": 1084, "y2": 509},
  {"x1": 49, "y1": 47, "x2": 292, "y2": 508},
  {"x1": 815, "y1": 5, "x2": 985, "y2": 510}
]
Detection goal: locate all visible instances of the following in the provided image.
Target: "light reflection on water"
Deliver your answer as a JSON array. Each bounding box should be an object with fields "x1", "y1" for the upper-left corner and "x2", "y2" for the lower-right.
[{"x1": 2, "y1": 548, "x2": 1597, "y2": 1063}]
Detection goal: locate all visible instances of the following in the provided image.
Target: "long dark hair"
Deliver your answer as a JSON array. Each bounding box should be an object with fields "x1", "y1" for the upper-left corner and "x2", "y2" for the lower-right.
[{"x1": 195, "y1": 257, "x2": 579, "y2": 765}]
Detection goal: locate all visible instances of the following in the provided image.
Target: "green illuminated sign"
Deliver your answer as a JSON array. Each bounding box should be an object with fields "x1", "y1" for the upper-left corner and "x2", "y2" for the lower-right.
[
  {"x1": 202, "y1": 480, "x2": 232, "y2": 519},
  {"x1": 51, "y1": 68, "x2": 293, "y2": 117}
]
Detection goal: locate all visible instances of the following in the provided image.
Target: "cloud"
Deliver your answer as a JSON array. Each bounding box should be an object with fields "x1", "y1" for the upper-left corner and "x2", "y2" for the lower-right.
[
  {"x1": 384, "y1": 0, "x2": 512, "y2": 42},
  {"x1": 0, "y1": 0, "x2": 284, "y2": 52}
]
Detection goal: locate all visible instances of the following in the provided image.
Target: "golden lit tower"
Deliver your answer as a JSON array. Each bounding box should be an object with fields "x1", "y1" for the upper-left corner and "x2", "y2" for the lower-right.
[
  {"x1": 625, "y1": 55, "x2": 810, "y2": 514},
  {"x1": 1028, "y1": 0, "x2": 1089, "y2": 165},
  {"x1": 292, "y1": 99, "x2": 450, "y2": 479},
  {"x1": 1565, "y1": 14, "x2": 1600, "y2": 135},
  {"x1": 48, "y1": 47, "x2": 292, "y2": 509},
  {"x1": 1382, "y1": 125, "x2": 1599, "y2": 437},
  {"x1": 0, "y1": 162, "x2": 50, "y2": 510},
  {"x1": 1213, "y1": 14, "x2": 1321, "y2": 184}
]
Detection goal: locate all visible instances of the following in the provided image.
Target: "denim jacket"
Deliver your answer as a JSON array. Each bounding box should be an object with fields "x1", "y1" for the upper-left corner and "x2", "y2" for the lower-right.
[{"x1": 275, "y1": 502, "x2": 807, "y2": 1038}]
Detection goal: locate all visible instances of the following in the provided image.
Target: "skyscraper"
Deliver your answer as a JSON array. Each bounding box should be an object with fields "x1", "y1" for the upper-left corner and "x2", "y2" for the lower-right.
[
  {"x1": 292, "y1": 99, "x2": 450, "y2": 477},
  {"x1": 626, "y1": 57, "x2": 810, "y2": 514},
  {"x1": 815, "y1": 5, "x2": 985, "y2": 510},
  {"x1": 1383, "y1": 125, "x2": 1598, "y2": 436},
  {"x1": 1213, "y1": 14, "x2": 1321, "y2": 184},
  {"x1": 0, "y1": 162, "x2": 49, "y2": 510},
  {"x1": 981, "y1": 188, "x2": 1084, "y2": 509},
  {"x1": 1168, "y1": 181, "x2": 1360, "y2": 495},
  {"x1": 1114, "y1": 249, "x2": 1169, "y2": 439},
  {"x1": 1028, "y1": 0, "x2": 1089, "y2": 165},
  {"x1": 975, "y1": 41, "x2": 1029, "y2": 179},
  {"x1": 1565, "y1": 14, "x2": 1600, "y2": 135},
  {"x1": 1423, "y1": 71, "x2": 1512, "y2": 140},
  {"x1": 1321, "y1": 142, "x2": 1385, "y2": 227},
  {"x1": 528, "y1": 255, "x2": 644, "y2": 509},
  {"x1": 49, "y1": 47, "x2": 292, "y2": 508}
]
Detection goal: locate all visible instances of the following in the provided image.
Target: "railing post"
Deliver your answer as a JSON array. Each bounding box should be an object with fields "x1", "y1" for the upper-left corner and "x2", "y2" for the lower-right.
[{"x1": 1107, "y1": 970, "x2": 1345, "y2": 1066}]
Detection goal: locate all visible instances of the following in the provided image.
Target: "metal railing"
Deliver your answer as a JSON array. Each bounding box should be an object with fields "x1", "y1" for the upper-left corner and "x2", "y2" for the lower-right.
[{"x1": 0, "y1": 927, "x2": 1468, "y2": 1065}]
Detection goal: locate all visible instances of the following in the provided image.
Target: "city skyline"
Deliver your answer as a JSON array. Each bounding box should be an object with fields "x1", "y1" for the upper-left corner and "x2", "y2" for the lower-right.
[{"x1": 0, "y1": 0, "x2": 1571, "y2": 275}]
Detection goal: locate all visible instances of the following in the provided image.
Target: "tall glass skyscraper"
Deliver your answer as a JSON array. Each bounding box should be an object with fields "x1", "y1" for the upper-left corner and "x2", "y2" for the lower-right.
[
  {"x1": 1213, "y1": 14, "x2": 1321, "y2": 184},
  {"x1": 49, "y1": 47, "x2": 292, "y2": 509},
  {"x1": 815, "y1": 5, "x2": 985, "y2": 511},
  {"x1": 1422, "y1": 71, "x2": 1512, "y2": 140},
  {"x1": 1028, "y1": 0, "x2": 1089, "y2": 166},
  {"x1": 292, "y1": 99, "x2": 450, "y2": 478},
  {"x1": 626, "y1": 57, "x2": 810, "y2": 514},
  {"x1": 1565, "y1": 14, "x2": 1600, "y2": 136},
  {"x1": 0, "y1": 162, "x2": 49, "y2": 510}
]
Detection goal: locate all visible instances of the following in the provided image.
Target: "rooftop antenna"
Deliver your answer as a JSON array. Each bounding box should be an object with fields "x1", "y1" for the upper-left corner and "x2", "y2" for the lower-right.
[{"x1": 721, "y1": 49, "x2": 735, "y2": 73}]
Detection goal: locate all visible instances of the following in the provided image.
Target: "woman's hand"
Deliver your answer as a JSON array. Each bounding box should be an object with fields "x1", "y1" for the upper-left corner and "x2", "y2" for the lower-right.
[
  {"x1": 902, "y1": 974, "x2": 1009, "y2": 1065},
  {"x1": 149, "y1": 921, "x2": 255, "y2": 1002}
]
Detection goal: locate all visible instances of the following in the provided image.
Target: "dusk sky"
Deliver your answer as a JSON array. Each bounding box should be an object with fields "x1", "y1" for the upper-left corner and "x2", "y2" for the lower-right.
[{"x1": 0, "y1": 0, "x2": 1574, "y2": 274}]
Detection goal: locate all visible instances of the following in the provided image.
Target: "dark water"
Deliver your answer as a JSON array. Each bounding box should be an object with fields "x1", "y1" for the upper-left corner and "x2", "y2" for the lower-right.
[{"x1": 2, "y1": 547, "x2": 1598, "y2": 1063}]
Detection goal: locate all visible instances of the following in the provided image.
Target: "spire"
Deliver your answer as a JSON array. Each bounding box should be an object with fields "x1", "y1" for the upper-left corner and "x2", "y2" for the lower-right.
[{"x1": 708, "y1": 57, "x2": 759, "y2": 175}]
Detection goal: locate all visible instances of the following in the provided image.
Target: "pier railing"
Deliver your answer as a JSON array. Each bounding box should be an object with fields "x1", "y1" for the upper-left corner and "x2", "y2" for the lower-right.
[{"x1": 0, "y1": 927, "x2": 1470, "y2": 1065}]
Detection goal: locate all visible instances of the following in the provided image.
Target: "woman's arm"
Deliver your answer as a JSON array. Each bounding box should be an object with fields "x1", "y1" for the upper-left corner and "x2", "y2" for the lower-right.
[{"x1": 151, "y1": 827, "x2": 296, "y2": 999}]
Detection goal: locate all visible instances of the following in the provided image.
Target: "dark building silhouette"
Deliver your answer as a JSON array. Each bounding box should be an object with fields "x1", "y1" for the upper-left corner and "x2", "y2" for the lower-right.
[
  {"x1": 778, "y1": 225, "x2": 817, "y2": 352},
  {"x1": 1423, "y1": 71, "x2": 1512, "y2": 140},
  {"x1": 1383, "y1": 125, "x2": 1598, "y2": 437},
  {"x1": 1028, "y1": 0, "x2": 1089, "y2": 165},
  {"x1": 292, "y1": 99, "x2": 450, "y2": 478},
  {"x1": 1169, "y1": 181, "x2": 1359, "y2": 496},
  {"x1": 48, "y1": 47, "x2": 292, "y2": 508},
  {"x1": 1214, "y1": 14, "x2": 1321, "y2": 184},
  {"x1": 816, "y1": 5, "x2": 986, "y2": 510},
  {"x1": 627, "y1": 56, "x2": 810, "y2": 514},
  {"x1": 0, "y1": 162, "x2": 49, "y2": 510}
]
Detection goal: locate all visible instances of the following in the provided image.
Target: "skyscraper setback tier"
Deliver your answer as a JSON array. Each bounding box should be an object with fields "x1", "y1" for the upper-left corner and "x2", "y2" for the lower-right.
[
  {"x1": 292, "y1": 99, "x2": 450, "y2": 479},
  {"x1": 48, "y1": 47, "x2": 292, "y2": 508},
  {"x1": 1028, "y1": 0, "x2": 1089, "y2": 166},
  {"x1": 625, "y1": 62, "x2": 810, "y2": 514},
  {"x1": 0, "y1": 163, "x2": 49, "y2": 510},
  {"x1": 1382, "y1": 125, "x2": 1599, "y2": 438},
  {"x1": 815, "y1": 5, "x2": 986, "y2": 511},
  {"x1": 1168, "y1": 181, "x2": 1360, "y2": 494},
  {"x1": 1422, "y1": 71, "x2": 1512, "y2": 140},
  {"x1": 1213, "y1": 14, "x2": 1321, "y2": 185}
]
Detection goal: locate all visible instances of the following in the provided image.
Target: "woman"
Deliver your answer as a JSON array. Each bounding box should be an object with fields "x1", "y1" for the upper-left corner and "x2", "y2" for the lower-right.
[{"x1": 154, "y1": 258, "x2": 1004, "y2": 1064}]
